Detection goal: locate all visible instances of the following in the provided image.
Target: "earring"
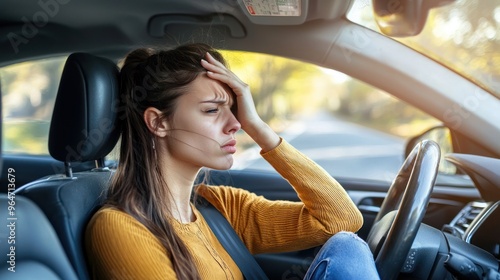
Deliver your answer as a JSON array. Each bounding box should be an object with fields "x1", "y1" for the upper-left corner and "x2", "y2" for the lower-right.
[{"x1": 152, "y1": 137, "x2": 158, "y2": 162}]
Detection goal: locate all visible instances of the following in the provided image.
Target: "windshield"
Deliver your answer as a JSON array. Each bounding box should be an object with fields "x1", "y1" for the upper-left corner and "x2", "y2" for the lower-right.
[{"x1": 348, "y1": 0, "x2": 500, "y2": 98}]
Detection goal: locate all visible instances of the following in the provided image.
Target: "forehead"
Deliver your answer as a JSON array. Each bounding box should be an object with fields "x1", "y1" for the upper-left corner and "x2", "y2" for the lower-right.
[{"x1": 186, "y1": 73, "x2": 234, "y2": 102}]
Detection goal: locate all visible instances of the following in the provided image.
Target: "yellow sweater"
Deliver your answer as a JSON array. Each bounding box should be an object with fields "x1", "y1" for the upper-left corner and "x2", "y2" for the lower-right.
[{"x1": 85, "y1": 140, "x2": 363, "y2": 279}]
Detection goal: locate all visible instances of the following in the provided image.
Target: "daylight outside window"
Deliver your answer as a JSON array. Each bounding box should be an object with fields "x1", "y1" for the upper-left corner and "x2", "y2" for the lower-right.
[{"x1": 0, "y1": 56, "x2": 66, "y2": 156}]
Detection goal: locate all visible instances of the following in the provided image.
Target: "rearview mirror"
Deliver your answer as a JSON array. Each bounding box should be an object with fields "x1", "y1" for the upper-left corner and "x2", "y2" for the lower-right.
[
  {"x1": 405, "y1": 125, "x2": 456, "y2": 174},
  {"x1": 372, "y1": 0, "x2": 456, "y2": 37}
]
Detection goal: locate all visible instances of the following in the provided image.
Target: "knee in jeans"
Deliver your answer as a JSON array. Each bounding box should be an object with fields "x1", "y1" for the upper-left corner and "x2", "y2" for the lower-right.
[
  {"x1": 330, "y1": 231, "x2": 359, "y2": 241},
  {"x1": 327, "y1": 231, "x2": 367, "y2": 248}
]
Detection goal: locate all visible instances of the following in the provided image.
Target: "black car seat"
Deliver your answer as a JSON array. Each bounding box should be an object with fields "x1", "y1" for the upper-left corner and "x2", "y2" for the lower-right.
[
  {"x1": 0, "y1": 195, "x2": 79, "y2": 280},
  {"x1": 14, "y1": 52, "x2": 120, "y2": 280},
  {"x1": 0, "y1": 73, "x2": 77, "y2": 279}
]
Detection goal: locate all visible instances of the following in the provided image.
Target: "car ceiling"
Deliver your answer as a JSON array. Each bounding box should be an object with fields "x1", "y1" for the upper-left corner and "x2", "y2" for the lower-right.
[{"x1": 0, "y1": 0, "x2": 353, "y2": 65}]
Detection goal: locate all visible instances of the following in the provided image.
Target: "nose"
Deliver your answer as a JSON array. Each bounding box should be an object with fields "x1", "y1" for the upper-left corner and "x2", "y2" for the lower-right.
[{"x1": 225, "y1": 111, "x2": 241, "y2": 134}]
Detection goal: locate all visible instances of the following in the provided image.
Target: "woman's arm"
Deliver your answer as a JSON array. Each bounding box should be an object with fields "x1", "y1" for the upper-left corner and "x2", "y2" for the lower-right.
[
  {"x1": 198, "y1": 139, "x2": 363, "y2": 255},
  {"x1": 199, "y1": 52, "x2": 362, "y2": 254}
]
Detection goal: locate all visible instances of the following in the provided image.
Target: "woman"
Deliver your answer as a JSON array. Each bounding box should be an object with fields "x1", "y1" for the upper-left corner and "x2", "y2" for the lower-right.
[{"x1": 85, "y1": 43, "x2": 379, "y2": 279}]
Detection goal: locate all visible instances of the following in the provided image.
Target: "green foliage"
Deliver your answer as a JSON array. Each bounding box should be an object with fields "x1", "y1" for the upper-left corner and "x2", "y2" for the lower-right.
[
  {"x1": 3, "y1": 121, "x2": 50, "y2": 155},
  {"x1": 222, "y1": 50, "x2": 333, "y2": 126},
  {"x1": 1, "y1": 56, "x2": 66, "y2": 155}
]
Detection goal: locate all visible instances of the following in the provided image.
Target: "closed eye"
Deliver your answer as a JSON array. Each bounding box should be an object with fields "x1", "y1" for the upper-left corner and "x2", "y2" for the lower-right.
[{"x1": 205, "y1": 108, "x2": 219, "y2": 113}]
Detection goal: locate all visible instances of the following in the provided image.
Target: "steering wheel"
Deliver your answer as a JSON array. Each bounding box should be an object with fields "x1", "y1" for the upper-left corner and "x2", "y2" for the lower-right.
[{"x1": 366, "y1": 140, "x2": 440, "y2": 280}]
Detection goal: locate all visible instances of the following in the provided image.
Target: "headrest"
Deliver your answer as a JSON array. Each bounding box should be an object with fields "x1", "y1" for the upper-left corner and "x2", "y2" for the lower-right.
[{"x1": 49, "y1": 53, "x2": 120, "y2": 163}]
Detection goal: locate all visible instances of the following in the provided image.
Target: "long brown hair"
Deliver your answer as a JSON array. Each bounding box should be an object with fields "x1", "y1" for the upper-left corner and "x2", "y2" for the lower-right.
[{"x1": 107, "y1": 43, "x2": 227, "y2": 279}]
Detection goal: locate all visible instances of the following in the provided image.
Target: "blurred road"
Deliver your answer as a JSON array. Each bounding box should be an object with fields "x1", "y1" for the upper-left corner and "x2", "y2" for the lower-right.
[{"x1": 233, "y1": 111, "x2": 405, "y2": 182}]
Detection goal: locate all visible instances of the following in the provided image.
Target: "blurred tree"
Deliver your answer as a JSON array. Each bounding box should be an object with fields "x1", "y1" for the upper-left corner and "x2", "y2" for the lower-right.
[
  {"x1": 343, "y1": 0, "x2": 499, "y2": 137},
  {"x1": 223, "y1": 49, "x2": 439, "y2": 138},
  {"x1": 399, "y1": 0, "x2": 500, "y2": 96},
  {"x1": 222, "y1": 51, "x2": 331, "y2": 125},
  {"x1": 334, "y1": 78, "x2": 439, "y2": 137},
  {"x1": 0, "y1": 56, "x2": 66, "y2": 154},
  {"x1": 1, "y1": 57, "x2": 64, "y2": 119}
]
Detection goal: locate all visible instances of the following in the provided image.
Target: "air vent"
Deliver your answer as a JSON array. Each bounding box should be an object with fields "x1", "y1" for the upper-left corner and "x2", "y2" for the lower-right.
[{"x1": 445, "y1": 201, "x2": 488, "y2": 239}]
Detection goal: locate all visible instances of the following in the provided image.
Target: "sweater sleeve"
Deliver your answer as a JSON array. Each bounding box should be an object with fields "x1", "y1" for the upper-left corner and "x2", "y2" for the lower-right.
[
  {"x1": 197, "y1": 139, "x2": 363, "y2": 254},
  {"x1": 85, "y1": 208, "x2": 177, "y2": 279}
]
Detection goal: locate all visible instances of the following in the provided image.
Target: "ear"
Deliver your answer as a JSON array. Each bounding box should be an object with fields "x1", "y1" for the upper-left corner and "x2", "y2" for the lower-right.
[{"x1": 143, "y1": 107, "x2": 169, "y2": 137}]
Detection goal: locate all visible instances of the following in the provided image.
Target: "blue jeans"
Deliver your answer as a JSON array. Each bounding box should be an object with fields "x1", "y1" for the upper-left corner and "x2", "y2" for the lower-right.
[{"x1": 304, "y1": 232, "x2": 380, "y2": 280}]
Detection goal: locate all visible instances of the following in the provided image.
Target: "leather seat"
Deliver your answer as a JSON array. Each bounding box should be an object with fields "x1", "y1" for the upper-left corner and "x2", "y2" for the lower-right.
[
  {"x1": 14, "y1": 52, "x2": 121, "y2": 280},
  {"x1": 0, "y1": 194, "x2": 79, "y2": 280}
]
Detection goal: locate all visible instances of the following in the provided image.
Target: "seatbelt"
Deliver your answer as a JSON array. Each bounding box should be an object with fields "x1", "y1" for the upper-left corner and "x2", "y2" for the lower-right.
[{"x1": 198, "y1": 199, "x2": 269, "y2": 280}]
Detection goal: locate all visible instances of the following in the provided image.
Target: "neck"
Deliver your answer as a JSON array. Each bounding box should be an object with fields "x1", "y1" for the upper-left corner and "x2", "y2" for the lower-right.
[
  {"x1": 159, "y1": 151, "x2": 201, "y2": 224},
  {"x1": 164, "y1": 172, "x2": 197, "y2": 223}
]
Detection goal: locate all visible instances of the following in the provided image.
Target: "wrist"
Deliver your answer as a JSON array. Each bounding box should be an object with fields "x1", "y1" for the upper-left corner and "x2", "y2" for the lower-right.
[{"x1": 244, "y1": 121, "x2": 280, "y2": 152}]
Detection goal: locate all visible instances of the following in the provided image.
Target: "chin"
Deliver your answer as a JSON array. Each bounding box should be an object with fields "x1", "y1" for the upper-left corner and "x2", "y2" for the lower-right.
[{"x1": 207, "y1": 157, "x2": 234, "y2": 170}]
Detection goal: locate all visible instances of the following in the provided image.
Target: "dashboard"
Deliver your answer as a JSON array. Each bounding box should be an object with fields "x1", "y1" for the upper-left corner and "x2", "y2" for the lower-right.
[
  {"x1": 444, "y1": 200, "x2": 500, "y2": 259},
  {"x1": 440, "y1": 153, "x2": 500, "y2": 278}
]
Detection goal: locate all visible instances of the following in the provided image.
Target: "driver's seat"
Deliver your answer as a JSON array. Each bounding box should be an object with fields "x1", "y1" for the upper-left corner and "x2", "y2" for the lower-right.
[
  {"x1": 14, "y1": 52, "x2": 121, "y2": 280},
  {"x1": 15, "y1": 51, "x2": 266, "y2": 280}
]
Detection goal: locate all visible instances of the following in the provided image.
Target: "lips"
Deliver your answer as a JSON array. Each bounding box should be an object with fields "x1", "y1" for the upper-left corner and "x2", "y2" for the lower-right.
[{"x1": 221, "y1": 139, "x2": 237, "y2": 154}]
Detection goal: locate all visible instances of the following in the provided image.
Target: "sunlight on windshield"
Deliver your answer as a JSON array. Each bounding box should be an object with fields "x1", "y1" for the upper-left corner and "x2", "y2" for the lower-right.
[{"x1": 348, "y1": 0, "x2": 500, "y2": 98}]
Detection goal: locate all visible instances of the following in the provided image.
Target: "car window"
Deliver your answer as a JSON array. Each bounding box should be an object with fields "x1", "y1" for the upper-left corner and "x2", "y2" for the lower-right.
[
  {"x1": 0, "y1": 56, "x2": 67, "y2": 155},
  {"x1": 1, "y1": 53, "x2": 443, "y2": 183},
  {"x1": 221, "y1": 51, "x2": 442, "y2": 182}
]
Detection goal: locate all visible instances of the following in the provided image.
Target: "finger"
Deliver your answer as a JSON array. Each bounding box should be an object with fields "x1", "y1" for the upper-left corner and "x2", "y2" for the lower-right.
[
  {"x1": 201, "y1": 54, "x2": 249, "y2": 94},
  {"x1": 202, "y1": 61, "x2": 247, "y2": 89},
  {"x1": 201, "y1": 58, "x2": 223, "y2": 74},
  {"x1": 201, "y1": 60, "x2": 239, "y2": 84},
  {"x1": 206, "y1": 71, "x2": 240, "y2": 90},
  {"x1": 205, "y1": 52, "x2": 227, "y2": 69}
]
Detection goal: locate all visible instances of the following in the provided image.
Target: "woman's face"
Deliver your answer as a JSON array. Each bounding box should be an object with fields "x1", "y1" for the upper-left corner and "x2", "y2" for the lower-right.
[{"x1": 165, "y1": 73, "x2": 241, "y2": 170}]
